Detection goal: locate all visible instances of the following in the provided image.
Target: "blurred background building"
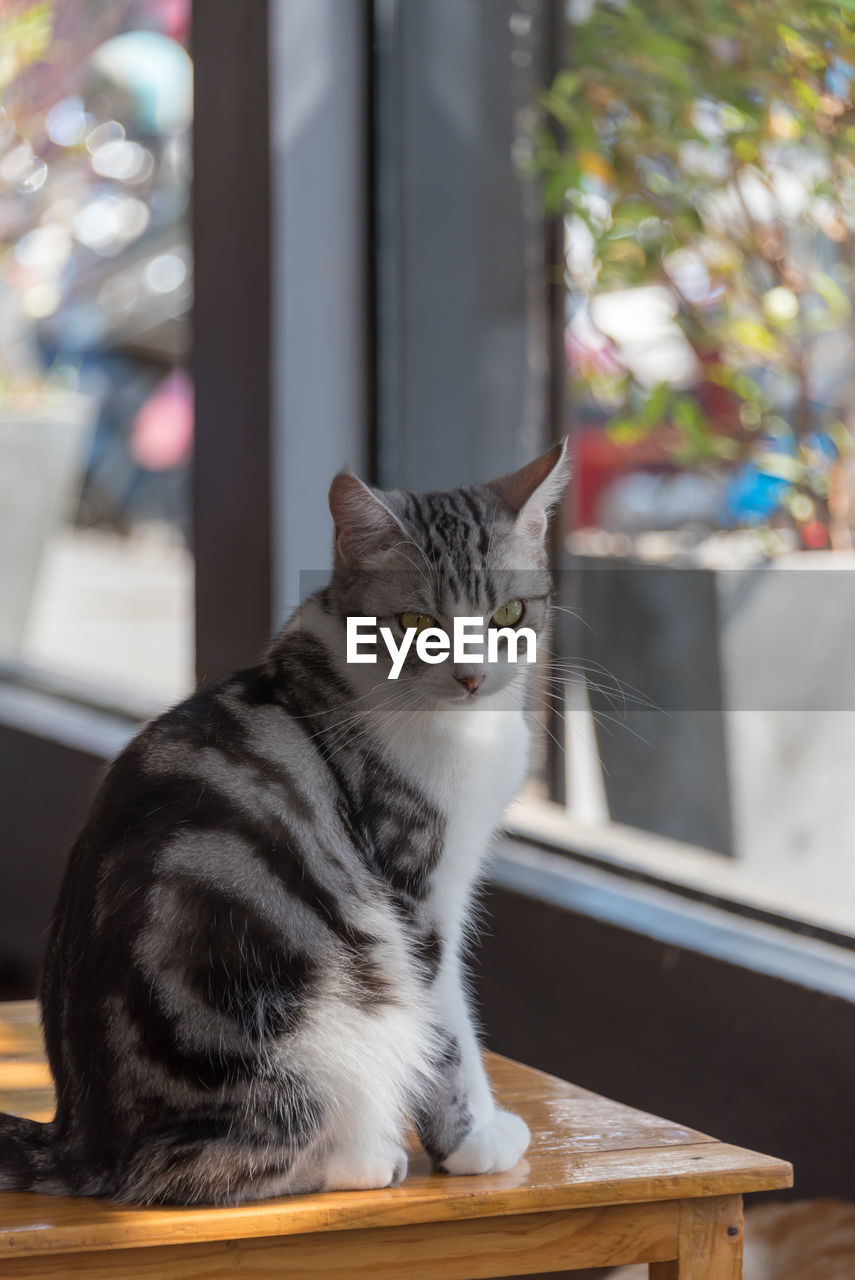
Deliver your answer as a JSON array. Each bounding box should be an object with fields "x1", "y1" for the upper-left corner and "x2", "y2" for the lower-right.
[{"x1": 1, "y1": 0, "x2": 854, "y2": 1214}]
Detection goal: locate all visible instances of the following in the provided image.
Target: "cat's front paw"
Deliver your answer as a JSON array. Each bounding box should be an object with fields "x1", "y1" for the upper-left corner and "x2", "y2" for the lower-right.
[
  {"x1": 322, "y1": 1142, "x2": 408, "y2": 1191},
  {"x1": 440, "y1": 1109, "x2": 530, "y2": 1176}
]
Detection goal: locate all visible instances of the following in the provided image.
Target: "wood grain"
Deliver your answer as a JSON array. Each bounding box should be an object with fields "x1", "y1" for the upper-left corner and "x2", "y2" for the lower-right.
[
  {"x1": 0, "y1": 1140, "x2": 790, "y2": 1258},
  {"x1": 651, "y1": 1196, "x2": 744, "y2": 1279},
  {"x1": 0, "y1": 1062, "x2": 51, "y2": 1091},
  {"x1": 0, "y1": 1001, "x2": 791, "y2": 1268},
  {"x1": 0, "y1": 1203, "x2": 679, "y2": 1279}
]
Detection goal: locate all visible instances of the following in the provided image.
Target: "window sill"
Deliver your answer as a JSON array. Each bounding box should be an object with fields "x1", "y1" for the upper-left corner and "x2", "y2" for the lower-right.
[
  {"x1": 506, "y1": 797, "x2": 855, "y2": 952},
  {"x1": 493, "y1": 833, "x2": 855, "y2": 1002},
  {"x1": 0, "y1": 672, "x2": 143, "y2": 760}
]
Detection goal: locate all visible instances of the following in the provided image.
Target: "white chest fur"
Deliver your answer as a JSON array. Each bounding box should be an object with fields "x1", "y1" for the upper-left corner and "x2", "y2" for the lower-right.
[{"x1": 386, "y1": 701, "x2": 531, "y2": 942}]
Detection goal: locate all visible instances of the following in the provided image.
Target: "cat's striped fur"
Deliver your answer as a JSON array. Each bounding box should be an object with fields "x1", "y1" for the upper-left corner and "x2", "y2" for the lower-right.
[{"x1": 0, "y1": 442, "x2": 566, "y2": 1204}]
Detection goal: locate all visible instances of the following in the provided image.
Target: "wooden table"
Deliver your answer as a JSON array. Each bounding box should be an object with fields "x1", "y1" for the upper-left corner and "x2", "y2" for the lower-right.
[{"x1": 0, "y1": 1000, "x2": 791, "y2": 1278}]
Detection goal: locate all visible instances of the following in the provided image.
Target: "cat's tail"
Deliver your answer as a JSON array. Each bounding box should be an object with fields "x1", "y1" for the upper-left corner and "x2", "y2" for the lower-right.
[{"x1": 0, "y1": 1113, "x2": 70, "y2": 1195}]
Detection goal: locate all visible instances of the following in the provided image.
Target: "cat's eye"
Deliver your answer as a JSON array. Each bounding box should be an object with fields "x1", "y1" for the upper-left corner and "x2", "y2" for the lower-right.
[
  {"x1": 491, "y1": 599, "x2": 524, "y2": 627},
  {"x1": 399, "y1": 612, "x2": 437, "y2": 634}
]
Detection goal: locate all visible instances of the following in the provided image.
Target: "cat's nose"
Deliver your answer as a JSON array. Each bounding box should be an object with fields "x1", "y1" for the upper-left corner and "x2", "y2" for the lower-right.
[{"x1": 454, "y1": 673, "x2": 485, "y2": 694}]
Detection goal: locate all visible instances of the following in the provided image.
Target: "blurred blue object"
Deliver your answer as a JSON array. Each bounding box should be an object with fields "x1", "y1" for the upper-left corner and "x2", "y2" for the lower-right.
[
  {"x1": 807, "y1": 431, "x2": 838, "y2": 465},
  {"x1": 725, "y1": 462, "x2": 792, "y2": 524}
]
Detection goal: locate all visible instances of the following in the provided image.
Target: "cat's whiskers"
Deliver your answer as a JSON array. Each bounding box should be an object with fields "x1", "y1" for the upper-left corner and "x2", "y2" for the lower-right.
[
  {"x1": 531, "y1": 677, "x2": 656, "y2": 752},
  {"x1": 506, "y1": 682, "x2": 567, "y2": 757},
  {"x1": 507, "y1": 677, "x2": 613, "y2": 776},
  {"x1": 547, "y1": 601, "x2": 597, "y2": 636},
  {"x1": 536, "y1": 670, "x2": 631, "y2": 718},
  {"x1": 536, "y1": 658, "x2": 661, "y2": 713},
  {"x1": 310, "y1": 684, "x2": 410, "y2": 756},
  {"x1": 315, "y1": 678, "x2": 425, "y2": 758},
  {"x1": 535, "y1": 673, "x2": 659, "y2": 752},
  {"x1": 294, "y1": 673, "x2": 406, "y2": 730}
]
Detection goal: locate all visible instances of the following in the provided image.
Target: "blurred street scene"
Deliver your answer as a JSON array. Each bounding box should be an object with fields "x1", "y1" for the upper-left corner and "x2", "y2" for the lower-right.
[{"x1": 0, "y1": 0, "x2": 192, "y2": 703}]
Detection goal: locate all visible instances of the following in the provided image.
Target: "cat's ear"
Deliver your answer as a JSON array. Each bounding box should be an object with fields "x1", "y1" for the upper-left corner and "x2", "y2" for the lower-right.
[
  {"x1": 487, "y1": 438, "x2": 569, "y2": 542},
  {"x1": 329, "y1": 471, "x2": 407, "y2": 566}
]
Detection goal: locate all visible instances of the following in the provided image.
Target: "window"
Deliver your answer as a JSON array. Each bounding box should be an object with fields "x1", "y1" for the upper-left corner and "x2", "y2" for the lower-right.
[
  {"x1": 507, "y1": 0, "x2": 855, "y2": 942},
  {"x1": 374, "y1": 0, "x2": 855, "y2": 943},
  {"x1": 0, "y1": 0, "x2": 274, "y2": 993},
  {"x1": 373, "y1": 0, "x2": 556, "y2": 493},
  {"x1": 0, "y1": 0, "x2": 193, "y2": 709},
  {"x1": 5, "y1": 0, "x2": 855, "y2": 979}
]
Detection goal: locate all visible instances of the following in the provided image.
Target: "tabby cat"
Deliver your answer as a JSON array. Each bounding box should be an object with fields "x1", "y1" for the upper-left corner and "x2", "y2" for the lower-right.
[{"x1": 0, "y1": 441, "x2": 566, "y2": 1205}]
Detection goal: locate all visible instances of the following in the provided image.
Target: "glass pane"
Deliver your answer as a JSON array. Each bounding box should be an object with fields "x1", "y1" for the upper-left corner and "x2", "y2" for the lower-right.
[
  {"x1": 373, "y1": 0, "x2": 564, "y2": 791},
  {"x1": 373, "y1": 0, "x2": 553, "y2": 493},
  {"x1": 0, "y1": 0, "x2": 193, "y2": 707},
  {"x1": 536, "y1": 0, "x2": 855, "y2": 933}
]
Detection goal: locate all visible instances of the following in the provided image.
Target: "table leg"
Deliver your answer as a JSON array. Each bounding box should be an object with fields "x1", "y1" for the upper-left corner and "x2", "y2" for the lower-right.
[{"x1": 650, "y1": 1195, "x2": 743, "y2": 1279}]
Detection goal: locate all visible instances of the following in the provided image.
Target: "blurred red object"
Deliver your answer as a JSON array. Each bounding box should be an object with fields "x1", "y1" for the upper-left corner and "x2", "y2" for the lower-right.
[
  {"x1": 568, "y1": 348, "x2": 739, "y2": 529},
  {"x1": 149, "y1": 0, "x2": 191, "y2": 42},
  {"x1": 570, "y1": 426, "x2": 672, "y2": 528},
  {"x1": 801, "y1": 520, "x2": 829, "y2": 549}
]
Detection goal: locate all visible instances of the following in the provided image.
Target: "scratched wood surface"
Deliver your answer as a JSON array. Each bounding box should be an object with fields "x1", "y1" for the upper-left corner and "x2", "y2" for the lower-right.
[{"x1": 0, "y1": 1001, "x2": 792, "y2": 1261}]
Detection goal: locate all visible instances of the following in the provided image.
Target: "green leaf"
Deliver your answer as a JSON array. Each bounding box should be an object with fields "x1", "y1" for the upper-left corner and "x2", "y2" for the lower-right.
[
  {"x1": 639, "y1": 381, "x2": 672, "y2": 426},
  {"x1": 552, "y1": 70, "x2": 582, "y2": 99}
]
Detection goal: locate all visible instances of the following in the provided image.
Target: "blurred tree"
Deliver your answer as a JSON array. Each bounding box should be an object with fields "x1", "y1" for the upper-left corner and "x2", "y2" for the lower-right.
[{"x1": 537, "y1": 0, "x2": 855, "y2": 546}]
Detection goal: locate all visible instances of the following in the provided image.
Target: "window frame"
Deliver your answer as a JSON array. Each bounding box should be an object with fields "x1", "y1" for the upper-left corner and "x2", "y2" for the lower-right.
[{"x1": 192, "y1": 0, "x2": 274, "y2": 686}]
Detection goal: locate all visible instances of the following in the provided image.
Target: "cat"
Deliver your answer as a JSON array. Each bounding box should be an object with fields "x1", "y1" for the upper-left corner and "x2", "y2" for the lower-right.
[
  {"x1": 0, "y1": 441, "x2": 567, "y2": 1205},
  {"x1": 608, "y1": 1198, "x2": 855, "y2": 1280}
]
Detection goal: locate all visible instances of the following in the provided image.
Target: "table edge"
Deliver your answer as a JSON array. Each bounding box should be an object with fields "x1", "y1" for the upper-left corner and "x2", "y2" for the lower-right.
[{"x1": 0, "y1": 1145, "x2": 793, "y2": 1259}]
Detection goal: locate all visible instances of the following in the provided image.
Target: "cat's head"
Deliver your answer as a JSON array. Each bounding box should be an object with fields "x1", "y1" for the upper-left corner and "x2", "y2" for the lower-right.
[{"x1": 326, "y1": 441, "x2": 567, "y2": 705}]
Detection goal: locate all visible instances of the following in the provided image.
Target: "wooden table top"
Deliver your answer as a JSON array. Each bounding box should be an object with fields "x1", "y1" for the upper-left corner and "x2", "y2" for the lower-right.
[{"x1": 0, "y1": 1000, "x2": 792, "y2": 1261}]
